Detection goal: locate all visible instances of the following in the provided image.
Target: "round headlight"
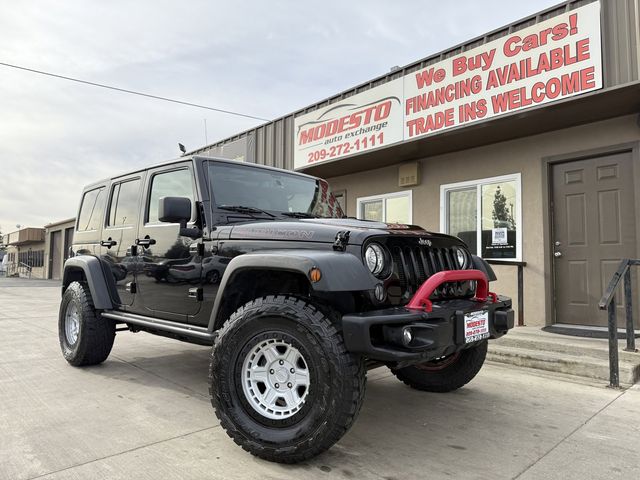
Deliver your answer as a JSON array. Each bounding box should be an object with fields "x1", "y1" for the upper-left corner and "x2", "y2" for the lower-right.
[
  {"x1": 455, "y1": 247, "x2": 468, "y2": 269},
  {"x1": 365, "y1": 243, "x2": 386, "y2": 276}
]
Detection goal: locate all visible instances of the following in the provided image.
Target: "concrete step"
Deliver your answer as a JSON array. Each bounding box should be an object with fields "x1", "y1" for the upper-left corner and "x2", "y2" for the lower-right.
[
  {"x1": 488, "y1": 327, "x2": 640, "y2": 386},
  {"x1": 494, "y1": 332, "x2": 640, "y2": 363},
  {"x1": 487, "y1": 344, "x2": 640, "y2": 385}
]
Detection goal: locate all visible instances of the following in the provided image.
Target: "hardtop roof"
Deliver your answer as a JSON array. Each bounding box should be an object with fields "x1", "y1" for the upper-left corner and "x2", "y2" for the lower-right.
[{"x1": 80, "y1": 155, "x2": 320, "y2": 191}]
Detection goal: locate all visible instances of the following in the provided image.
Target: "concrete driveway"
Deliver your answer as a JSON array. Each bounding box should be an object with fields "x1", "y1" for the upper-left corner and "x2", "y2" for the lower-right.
[{"x1": 1, "y1": 277, "x2": 638, "y2": 479}]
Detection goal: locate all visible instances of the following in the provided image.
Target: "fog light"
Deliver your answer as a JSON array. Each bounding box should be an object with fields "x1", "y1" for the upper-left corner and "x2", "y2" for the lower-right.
[
  {"x1": 374, "y1": 284, "x2": 386, "y2": 302},
  {"x1": 402, "y1": 327, "x2": 413, "y2": 346}
]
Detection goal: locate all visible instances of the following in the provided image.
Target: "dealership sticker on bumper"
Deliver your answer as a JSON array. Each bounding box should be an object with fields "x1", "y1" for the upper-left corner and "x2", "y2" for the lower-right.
[{"x1": 464, "y1": 310, "x2": 490, "y2": 343}]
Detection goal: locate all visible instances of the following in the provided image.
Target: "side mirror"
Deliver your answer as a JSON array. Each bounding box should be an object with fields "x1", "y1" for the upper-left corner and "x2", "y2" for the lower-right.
[{"x1": 159, "y1": 197, "x2": 192, "y2": 226}]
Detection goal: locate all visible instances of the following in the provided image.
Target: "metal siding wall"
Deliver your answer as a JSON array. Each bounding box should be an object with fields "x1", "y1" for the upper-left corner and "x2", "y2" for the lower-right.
[
  {"x1": 274, "y1": 119, "x2": 284, "y2": 169},
  {"x1": 194, "y1": 0, "x2": 639, "y2": 170},
  {"x1": 255, "y1": 127, "x2": 266, "y2": 165},
  {"x1": 264, "y1": 123, "x2": 275, "y2": 167},
  {"x1": 601, "y1": 0, "x2": 640, "y2": 86},
  {"x1": 283, "y1": 116, "x2": 295, "y2": 171}
]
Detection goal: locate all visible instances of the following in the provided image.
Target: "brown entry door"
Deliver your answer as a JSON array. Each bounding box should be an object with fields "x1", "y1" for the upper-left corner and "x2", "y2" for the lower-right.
[
  {"x1": 552, "y1": 152, "x2": 637, "y2": 326},
  {"x1": 50, "y1": 231, "x2": 62, "y2": 280}
]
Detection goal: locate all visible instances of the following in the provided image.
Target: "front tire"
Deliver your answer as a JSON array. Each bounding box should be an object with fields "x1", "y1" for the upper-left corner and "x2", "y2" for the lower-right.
[
  {"x1": 391, "y1": 341, "x2": 487, "y2": 392},
  {"x1": 209, "y1": 295, "x2": 366, "y2": 463},
  {"x1": 58, "y1": 281, "x2": 115, "y2": 366}
]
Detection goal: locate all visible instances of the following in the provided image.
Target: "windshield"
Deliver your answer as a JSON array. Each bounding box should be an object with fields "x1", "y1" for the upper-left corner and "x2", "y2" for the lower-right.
[{"x1": 208, "y1": 161, "x2": 344, "y2": 218}]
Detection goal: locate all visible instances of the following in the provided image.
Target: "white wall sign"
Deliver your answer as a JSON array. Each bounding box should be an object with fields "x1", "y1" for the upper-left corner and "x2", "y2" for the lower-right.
[
  {"x1": 293, "y1": 2, "x2": 602, "y2": 170},
  {"x1": 293, "y1": 78, "x2": 404, "y2": 170}
]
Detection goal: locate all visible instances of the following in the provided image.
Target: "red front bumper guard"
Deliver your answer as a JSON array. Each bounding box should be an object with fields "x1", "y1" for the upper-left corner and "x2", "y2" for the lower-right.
[{"x1": 406, "y1": 269, "x2": 498, "y2": 313}]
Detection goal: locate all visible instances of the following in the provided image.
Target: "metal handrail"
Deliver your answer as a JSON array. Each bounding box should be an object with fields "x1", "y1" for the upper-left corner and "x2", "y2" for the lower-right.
[
  {"x1": 598, "y1": 258, "x2": 640, "y2": 388},
  {"x1": 6, "y1": 261, "x2": 33, "y2": 278}
]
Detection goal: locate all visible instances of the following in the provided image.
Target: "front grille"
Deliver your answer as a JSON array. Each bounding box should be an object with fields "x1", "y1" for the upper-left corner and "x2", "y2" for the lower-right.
[{"x1": 389, "y1": 244, "x2": 470, "y2": 302}]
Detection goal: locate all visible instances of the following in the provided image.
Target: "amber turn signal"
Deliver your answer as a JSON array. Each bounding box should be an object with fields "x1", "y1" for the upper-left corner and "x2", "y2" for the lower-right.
[{"x1": 309, "y1": 267, "x2": 322, "y2": 283}]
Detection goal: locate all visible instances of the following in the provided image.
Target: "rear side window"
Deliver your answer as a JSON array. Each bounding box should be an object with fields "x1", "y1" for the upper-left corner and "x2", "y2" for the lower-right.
[
  {"x1": 77, "y1": 187, "x2": 106, "y2": 232},
  {"x1": 147, "y1": 169, "x2": 194, "y2": 223},
  {"x1": 108, "y1": 179, "x2": 141, "y2": 227}
]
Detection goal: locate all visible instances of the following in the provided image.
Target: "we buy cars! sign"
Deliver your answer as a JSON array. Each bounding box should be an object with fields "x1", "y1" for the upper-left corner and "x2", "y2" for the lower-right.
[
  {"x1": 403, "y1": 1, "x2": 602, "y2": 140},
  {"x1": 293, "y1": 2, "x2": 602, "y2": 170}
]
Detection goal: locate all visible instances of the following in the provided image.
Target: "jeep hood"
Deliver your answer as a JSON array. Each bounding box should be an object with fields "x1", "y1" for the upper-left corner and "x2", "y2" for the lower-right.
[{"x1": 224, "y1": 217, "x2": 462, "y2": 246}]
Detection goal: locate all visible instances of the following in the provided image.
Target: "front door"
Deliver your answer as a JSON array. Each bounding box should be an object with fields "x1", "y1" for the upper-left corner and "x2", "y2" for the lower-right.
[
  {"x1": 135, "y1": 163, "x2": 201, "y2": 321},
  {"x1": 551, "y1": 152, "x2": 637, "y2": 326}
]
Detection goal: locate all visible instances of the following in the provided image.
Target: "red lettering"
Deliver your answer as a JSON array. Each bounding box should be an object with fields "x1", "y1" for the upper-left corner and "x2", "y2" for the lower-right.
[
  {"x1": 298, "y1": 100, "x2": 392, "y2": 145},
  {"x1": 551, "y1": 22, "x2": 569, "y2": 41},
  {"x1": 503, "y1": 36, "x2": 521, "y2": 57},
  {"x1": 414, "y1": 67, "x2": 446, "y2": 89},
  {"x1": 452, "y1": 57, "x2": 467, "y2": 76},
  {"x1": 576, "y1": 38, "x2": 590, "y2": 62},
  {"x1": 531, "y1": 82, "x2": 545, "y2": 102},
  {"x1": 406, "y1": 108, "x2": 454, "y2": 137}
]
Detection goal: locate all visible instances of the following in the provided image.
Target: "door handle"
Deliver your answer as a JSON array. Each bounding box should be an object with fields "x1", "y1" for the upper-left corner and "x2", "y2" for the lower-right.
[
  {"x1": 100, "y1": 238, "x2": 117, "y2": 248},
  {"x1": 136, "y1": 236, "x2": 156, "y2": 247},
  {"x1": 554, "y1": 251, "x2": 562, "y2": 258}
]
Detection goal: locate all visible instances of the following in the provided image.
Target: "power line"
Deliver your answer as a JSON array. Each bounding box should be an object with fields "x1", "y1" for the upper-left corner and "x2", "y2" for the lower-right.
[{"x1": 0, "y1": 61, "x2": 270, "y2": 122}]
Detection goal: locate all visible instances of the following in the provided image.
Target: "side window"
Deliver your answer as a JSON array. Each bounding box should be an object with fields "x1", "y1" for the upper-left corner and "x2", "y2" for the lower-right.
[
  {"x1": 108, "y1": 179, "x2": 141, "y2": 227},
  {"x1": 147, "y1": 169, "x2": 195, "y2": 223},
  {"x1": 77, "y1": 187, "x2": 106, "y2": 232}
]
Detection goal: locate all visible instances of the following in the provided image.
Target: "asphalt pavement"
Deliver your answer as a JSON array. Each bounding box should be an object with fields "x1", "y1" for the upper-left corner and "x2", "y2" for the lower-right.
[{"x1": 1, "y1": 277, "x2": 638, "y2": 480}]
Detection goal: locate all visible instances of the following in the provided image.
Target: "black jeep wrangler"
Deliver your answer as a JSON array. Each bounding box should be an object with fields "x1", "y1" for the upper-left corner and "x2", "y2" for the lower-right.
[{"x1": 59, "y1": 156, "x2": 514, "y2": 463}]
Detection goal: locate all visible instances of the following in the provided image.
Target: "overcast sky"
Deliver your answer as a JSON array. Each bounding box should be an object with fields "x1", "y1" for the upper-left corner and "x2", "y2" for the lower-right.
[{"x1": 0, "y1": 0, "x2": 560, "y2": 234}]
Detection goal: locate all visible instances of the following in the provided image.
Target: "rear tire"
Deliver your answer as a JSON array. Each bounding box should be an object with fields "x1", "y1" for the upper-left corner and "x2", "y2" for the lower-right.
[
  {"x1": 391, "y1": 341, "x2": 487, "y2": 392},
  {"x1": 209, "y1": 295, "x2": 366, "y2": 463},
  {"x1": 58, "y1": 281, "x2": 115, "y2": 366}
]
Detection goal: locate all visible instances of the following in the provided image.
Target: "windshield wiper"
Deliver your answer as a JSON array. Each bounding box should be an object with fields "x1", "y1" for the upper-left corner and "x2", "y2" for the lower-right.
[
  {"x1": 219, "y1": 205, "x2": 275, "y2": 218},
  {"x1": 281, "y1": 211, "x2": 319, "y2": 218}
]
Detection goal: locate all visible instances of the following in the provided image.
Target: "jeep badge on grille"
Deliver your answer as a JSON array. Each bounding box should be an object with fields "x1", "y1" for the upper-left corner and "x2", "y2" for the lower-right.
[{"x1": 418, "y1": 238, "x2": 432, "y2": 246}]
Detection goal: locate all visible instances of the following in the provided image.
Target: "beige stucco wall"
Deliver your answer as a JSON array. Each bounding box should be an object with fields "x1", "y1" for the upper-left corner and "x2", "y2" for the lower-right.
[{"x1": 326, "y1": 114, "x2": 640, "y2": 326}]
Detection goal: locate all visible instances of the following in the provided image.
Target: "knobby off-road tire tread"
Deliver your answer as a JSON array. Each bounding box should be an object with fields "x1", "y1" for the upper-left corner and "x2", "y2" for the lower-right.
[
  {"x1": 209, "y1": 295, "x2": 366, "y2": 463},
  {"x1": 59, "y1": 281, "x2": 115, "y2": 366},
  {"x1": 391, "y1": 341, "x2": 488, "y2": 393}
]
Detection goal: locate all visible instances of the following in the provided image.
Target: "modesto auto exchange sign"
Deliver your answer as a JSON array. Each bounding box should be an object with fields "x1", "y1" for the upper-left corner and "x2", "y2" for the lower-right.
[{"x1": 293, "y1": 2, "x2": 602, "y2": 170}]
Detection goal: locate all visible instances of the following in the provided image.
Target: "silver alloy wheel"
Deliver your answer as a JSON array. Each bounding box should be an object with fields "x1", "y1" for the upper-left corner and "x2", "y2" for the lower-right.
[
  {"x1": 64, "y1": 302, "x2": 80, "y2": 346},
  {"x1": 241, "y1": 338, "x2": 311, "y2": 420}
]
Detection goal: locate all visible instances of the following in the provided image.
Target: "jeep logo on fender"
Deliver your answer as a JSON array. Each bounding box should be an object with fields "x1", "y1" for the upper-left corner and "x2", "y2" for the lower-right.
[{"x1": 418, "y1": 238, "x2": 432, "y2": 246}]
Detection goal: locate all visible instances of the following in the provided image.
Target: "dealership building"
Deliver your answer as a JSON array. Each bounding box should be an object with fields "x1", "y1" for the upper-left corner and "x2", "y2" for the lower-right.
[{"x1": 191, "y1": 0, "x2": 640, "y2": 330}]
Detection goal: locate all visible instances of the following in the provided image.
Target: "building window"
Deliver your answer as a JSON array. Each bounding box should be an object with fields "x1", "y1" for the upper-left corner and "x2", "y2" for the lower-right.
[
  {"x1": 440, "y1": 174, "x2": 521, "y2": 261},
  {"x1": 18, "y1": 250, "x2": 44, "y2": 267},
  {"x1": 357, "y1": 191, "x2": 412, "y2": 224}
]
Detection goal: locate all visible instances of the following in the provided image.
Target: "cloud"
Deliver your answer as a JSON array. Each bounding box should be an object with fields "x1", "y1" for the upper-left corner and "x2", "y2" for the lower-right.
[{"x1": 0, "y1": 0, "x2": 560, "y2": 233}]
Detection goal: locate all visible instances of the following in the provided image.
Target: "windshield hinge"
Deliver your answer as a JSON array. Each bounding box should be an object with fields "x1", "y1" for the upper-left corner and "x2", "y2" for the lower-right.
[{"x1": 333, "y1": 231, "x2": 350, "y2": 251}]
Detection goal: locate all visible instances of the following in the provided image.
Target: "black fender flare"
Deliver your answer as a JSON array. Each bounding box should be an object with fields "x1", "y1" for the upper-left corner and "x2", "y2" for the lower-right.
[
  {"x1": 208, "y1": 249, "x2": 377, "y2": 331},
  {"x1": 471, "y1": 255, "x2": 497, "y2": 282},
  {"x1": 62, "y1": 256, "x2": 115, "y2": 310}
]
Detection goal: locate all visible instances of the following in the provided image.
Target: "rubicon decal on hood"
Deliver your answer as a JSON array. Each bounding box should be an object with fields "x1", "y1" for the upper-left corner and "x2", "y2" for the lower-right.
[{"x1": 237, "y1": 227, "x2": 315, "y2": 241}]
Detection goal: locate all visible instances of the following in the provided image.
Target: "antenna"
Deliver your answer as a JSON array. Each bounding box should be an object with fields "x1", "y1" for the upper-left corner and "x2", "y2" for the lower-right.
[{"x1": 204, "y1": 119, "x2": 208, "y2": 145}]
